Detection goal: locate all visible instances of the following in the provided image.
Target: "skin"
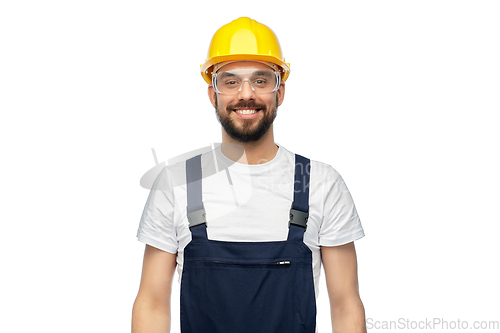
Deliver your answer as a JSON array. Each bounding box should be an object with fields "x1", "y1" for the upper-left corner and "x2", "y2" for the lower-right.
[
  {"x1": 322, "y1": 242, "x2": 367, "y2": 333},
  {"x1": 132, "y1": 60, "x2": 367, "y2": 333},
  {"x1": 208, "y1": 61, "x2": 285, "y2": 165}
]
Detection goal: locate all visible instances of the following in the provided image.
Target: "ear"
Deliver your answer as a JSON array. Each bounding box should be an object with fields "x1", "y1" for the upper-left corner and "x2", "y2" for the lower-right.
[
  {"x1": 277, "y1": 81, "x2": 285, "y2": 107},
  {"x1": 208, "y1": 84, "x2": 217, "y2": 108}
]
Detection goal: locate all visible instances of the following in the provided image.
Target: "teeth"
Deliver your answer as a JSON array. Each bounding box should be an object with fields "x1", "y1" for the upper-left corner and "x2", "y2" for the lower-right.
[{"x1": 235, "y1": 109, "x2": 257, "y2": 115}]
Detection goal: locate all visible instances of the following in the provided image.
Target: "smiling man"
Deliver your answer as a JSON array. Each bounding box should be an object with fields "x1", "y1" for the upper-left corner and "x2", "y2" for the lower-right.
[
  {"x1": 132, "y1": 17, "x2": 367, "y2": 333},
  {"x1": 211, "y1": 61, "x2": 281, "y2": 144}
]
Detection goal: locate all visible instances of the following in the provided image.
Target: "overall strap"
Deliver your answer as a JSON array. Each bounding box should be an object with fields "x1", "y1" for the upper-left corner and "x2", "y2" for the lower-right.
[
  {"x1": 186, "y1": 154, "x2": 208, "y2": 240},
  {"x1": 287, "y1": 154, "x2": 311, "y2": 242}
]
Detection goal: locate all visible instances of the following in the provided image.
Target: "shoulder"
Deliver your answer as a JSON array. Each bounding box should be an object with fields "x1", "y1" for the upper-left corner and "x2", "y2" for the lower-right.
[
  {"x1": 309, "y1": 160, "x2": 344, "y2": 200},
  {"x1": 159, "y1": 159, "x2": 188, "y2": 190},
  {"x1": 288, "y1": 150, "x2": 341, "y2": 184},
  {"x1": 310, "y1": 159, "x2": 340, "y2": 181},
  {"x1": 280, "y1": 146, "x2": 344, "y2": 193}
]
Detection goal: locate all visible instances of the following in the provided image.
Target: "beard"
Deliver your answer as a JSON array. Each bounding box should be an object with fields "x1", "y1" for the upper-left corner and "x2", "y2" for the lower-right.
[{"x1": 215, "y1": 95, "x2": 278, "y2": 143}]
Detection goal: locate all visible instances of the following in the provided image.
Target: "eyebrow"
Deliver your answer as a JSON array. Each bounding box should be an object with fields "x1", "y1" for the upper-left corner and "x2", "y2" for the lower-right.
[
  {"x1": 251, "y1": 71, "x2": 273, "y2": 77},
  {"x1": 218, "y1": 72, "x2": 236, "y2": 79}
]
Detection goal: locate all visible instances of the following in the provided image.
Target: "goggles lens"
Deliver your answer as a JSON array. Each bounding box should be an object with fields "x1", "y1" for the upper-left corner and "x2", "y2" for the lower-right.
[{"x1": 213, "y1": 68, "x2": 279, "y2": 94}]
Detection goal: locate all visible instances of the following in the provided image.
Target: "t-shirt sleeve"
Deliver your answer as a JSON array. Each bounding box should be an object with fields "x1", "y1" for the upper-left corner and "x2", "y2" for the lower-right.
[
  {"x1": 319, "y1": 166, "x2": 365, "y2": 246},
  {"x1": 136, "y1": 166, "x2": 178, "y2": 254}
]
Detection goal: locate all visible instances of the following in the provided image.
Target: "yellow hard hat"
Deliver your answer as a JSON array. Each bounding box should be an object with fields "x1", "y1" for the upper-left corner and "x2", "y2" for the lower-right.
[{"x1": 201, "y1": 17, "x2": 290, "y2": 84}]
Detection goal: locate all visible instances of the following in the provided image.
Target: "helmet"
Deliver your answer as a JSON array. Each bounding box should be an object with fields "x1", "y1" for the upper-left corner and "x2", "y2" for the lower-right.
[{"x1": 201, "y1": 17, "x2": 290, "y2": 84}]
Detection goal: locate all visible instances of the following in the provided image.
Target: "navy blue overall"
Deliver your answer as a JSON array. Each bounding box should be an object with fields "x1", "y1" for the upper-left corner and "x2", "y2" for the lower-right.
[{"x1": 180, "y1": 153, "x2": 316, "y2": 333}]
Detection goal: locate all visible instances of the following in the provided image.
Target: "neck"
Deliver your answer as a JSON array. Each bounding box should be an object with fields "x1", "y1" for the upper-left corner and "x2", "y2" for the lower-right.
[{"x1": 220, "y1": 125, "x2": 279, "y2": 165}]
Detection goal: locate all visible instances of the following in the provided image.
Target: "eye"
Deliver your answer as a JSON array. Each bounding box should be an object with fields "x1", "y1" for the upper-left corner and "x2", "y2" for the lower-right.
[{"x1": 253, "y1": 78, "x2": 268, "y2": 85}]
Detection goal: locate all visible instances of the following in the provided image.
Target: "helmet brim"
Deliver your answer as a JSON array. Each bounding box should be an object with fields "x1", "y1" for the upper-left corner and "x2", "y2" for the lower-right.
[{"x1": 201, "y1": 54, "x2": 290, "y2": 84}]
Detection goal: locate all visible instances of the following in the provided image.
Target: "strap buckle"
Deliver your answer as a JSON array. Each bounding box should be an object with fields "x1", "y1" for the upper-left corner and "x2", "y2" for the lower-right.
[
  {"x1": 289, "y1": 205, "x2": 309, "y2": 229},
  {"x1": 186, "y1": 207, "x2": 207, "y2": 228}
]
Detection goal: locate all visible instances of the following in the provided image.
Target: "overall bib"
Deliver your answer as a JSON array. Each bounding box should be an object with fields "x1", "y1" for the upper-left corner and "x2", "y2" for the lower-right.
[{"x1": 180, "y1": 153, "x2": 316, "y2": 333}]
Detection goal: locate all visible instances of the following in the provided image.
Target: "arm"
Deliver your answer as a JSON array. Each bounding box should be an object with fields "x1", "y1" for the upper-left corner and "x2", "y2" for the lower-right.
[
  {"x1": 321, "y1": 241, "x2": 367, "y2": 333},
  {"x1": 132, "y1": 244, "x2": 177, "y2": 333}
]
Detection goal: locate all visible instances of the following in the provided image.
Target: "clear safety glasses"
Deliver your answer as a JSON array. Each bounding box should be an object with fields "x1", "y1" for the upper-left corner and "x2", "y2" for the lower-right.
[{"x1": 212, "y1": 67, "x2": 281, "y2": 95}]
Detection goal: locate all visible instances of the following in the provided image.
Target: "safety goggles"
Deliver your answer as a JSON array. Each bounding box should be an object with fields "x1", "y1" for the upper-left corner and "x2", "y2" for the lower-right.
[{"x1": 212, "y1": 66, "x2": 281, "y2": 95}]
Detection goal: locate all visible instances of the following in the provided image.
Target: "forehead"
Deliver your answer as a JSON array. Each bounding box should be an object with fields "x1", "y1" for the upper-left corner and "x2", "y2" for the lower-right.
[{"x1": 217, "y1": 61, "x2": 274, "y2": 72}]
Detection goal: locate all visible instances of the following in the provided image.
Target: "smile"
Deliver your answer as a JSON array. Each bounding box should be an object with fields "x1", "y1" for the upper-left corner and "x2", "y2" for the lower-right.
[
  {"x1": 233, "y1": 109, "x2": 261, "y2": 119},
  {"x1": 235, "y1": 109, "x2": 258, "y2": 115}
]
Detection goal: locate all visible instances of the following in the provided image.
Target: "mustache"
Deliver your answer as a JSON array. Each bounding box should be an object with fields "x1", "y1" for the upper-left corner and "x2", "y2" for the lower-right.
[{"x1": 226, "y1": 101, "x2": 267, "y2": 112}]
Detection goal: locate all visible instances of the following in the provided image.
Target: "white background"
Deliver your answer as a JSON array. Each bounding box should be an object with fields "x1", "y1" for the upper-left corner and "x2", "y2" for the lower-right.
[{"x1": 1, "y1": 0, "x2": 499, "y2": 332}]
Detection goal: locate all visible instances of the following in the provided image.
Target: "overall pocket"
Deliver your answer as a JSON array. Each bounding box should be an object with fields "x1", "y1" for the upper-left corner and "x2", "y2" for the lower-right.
[{"x1": 190, "y1": 258, "x2": 304, "y2": 333}]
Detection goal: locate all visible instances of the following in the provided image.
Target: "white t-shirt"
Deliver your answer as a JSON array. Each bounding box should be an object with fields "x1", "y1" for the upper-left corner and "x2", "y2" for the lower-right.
[{"x1": 136, "y1": 143, "x2": 365, "y2": 301}]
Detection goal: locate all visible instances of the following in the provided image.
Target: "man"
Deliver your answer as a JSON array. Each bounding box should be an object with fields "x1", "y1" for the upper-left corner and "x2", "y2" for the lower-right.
[{"x1": 132, "y1": 17, "x2": 366, "y2": 333}]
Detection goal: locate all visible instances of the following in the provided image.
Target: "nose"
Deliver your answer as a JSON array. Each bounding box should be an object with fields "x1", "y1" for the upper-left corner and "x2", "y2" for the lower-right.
[{"x1": 237, "y1": 79, "x2": 256, "y2": 100}]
